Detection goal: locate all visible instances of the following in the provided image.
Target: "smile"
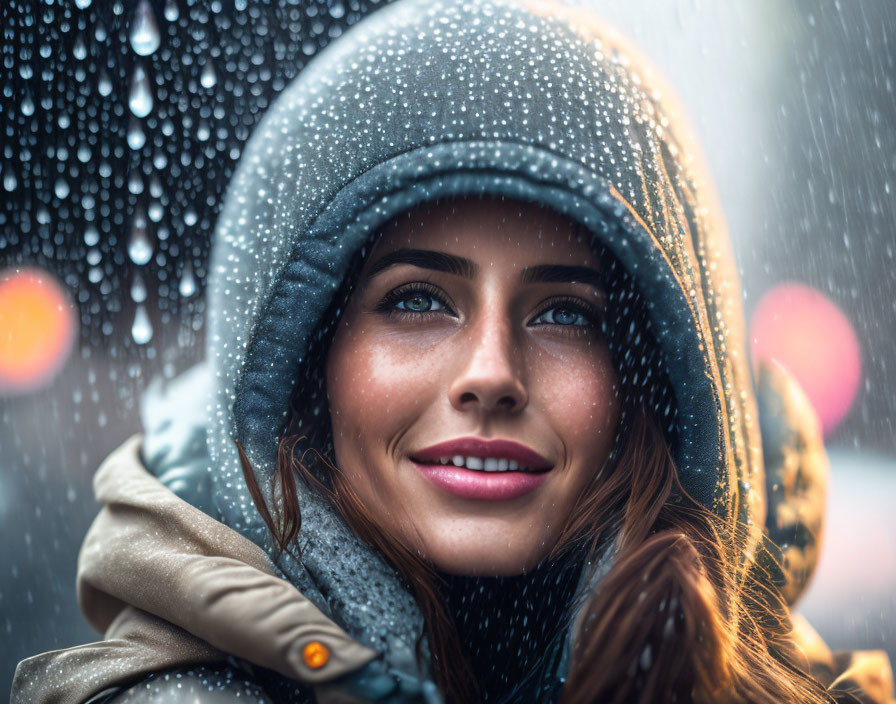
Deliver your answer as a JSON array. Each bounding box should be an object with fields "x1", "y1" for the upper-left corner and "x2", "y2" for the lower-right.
[
  {"x1": 409, "y1": 438, "x2": 554, "y2": 500},
  {"x1": 410, "y1": 437, "x2": 553, "y2": 474}
]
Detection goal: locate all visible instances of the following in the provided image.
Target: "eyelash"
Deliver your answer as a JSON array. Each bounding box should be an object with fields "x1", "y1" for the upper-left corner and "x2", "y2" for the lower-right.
[
  {"x1": 375, "y1": 282, "x2": 454, "y2": 319},
  {"x1": 376, "y1": 284, "x2": 603, "y2": 334},
  {"x1": 530, "y1": 296, "x2": 602, "y2": 334}
]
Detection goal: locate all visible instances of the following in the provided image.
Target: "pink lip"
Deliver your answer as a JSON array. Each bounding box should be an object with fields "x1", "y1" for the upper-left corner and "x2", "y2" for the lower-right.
[
  {"x1": 410, "y1": 437, "x2": 554, "y2": 501},
  {"x1": 413, "y1": 463, "x2": 550, "y2": 500},
  {"x1": 410, "y1": 437, "x2": 552, "y2": 470}
]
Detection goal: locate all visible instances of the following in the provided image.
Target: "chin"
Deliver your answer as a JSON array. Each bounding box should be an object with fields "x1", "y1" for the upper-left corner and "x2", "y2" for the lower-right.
[{"x1": 413, "y1": 520, "x2": 555, "y2": 577}]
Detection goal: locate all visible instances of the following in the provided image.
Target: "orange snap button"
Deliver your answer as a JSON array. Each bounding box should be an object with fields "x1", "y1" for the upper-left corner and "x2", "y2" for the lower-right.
[{"x1": 302, "y1": 641, "x2": 330, "y2": 669}]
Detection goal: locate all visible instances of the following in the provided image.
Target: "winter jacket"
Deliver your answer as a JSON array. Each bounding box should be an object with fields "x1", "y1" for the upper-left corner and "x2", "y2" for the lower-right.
[{"x1": 12, "y1": 0, "x2": 894, "y2": 702}]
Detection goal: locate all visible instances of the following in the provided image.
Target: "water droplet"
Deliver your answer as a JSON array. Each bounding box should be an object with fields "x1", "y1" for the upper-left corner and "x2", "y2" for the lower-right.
[
  {"x1": 179, "y1": 262, "x2": 197, "y2": 297},
  {"x1": 73, "y1": 36, "x2": 88, "y2": 61},
  {"x1": 127, "y1": 118, "x2": 146, "y2": 150},
  {"x1": 184, "y1": 208, "x2": 198, "y2": 226},
  {"x1": 75, "y1": 0, "x2": 92, "y2": 9},
  {"x1": 84, "y1": 225, "x2": 99, "y2": 246},
  {"x1": 131, "y1": 305, "x2": 153, "y2": 344},
  {"x1": 163, "y1": 0, "x2": 179, "y2": 22},
  {"x1": 3, "y1": 172, "x2": 17, "y2": 192},
  {"x1": 329, "y1": 2, "x2": 345, "y2": 19},
  {"x1": 130, "y1": 0, "x2": 161, "y2": 56},
  {"x1": 200, "y1": 60, "x2": 217, "y2": 89},
  {"x1": 127, "y1": 208, "x2": 154, "y2": 265},
  {"x1": 54, "y1": 178, "x2": 70, "y2": 199},
  {"x1": 148, "y1": 201, "x2": 164, "y2": 222},
  {"x1": 78, "y1": 145, "x2": 91, "y2": 163},
  {"x1": 98, "y1": 69, "x2": 113, "y2": 97},
  {"x1": 128, "y1": 171, "x2": 144, "y2": 195},
  {"x1": 131, "y1": 272, "x2": 147, "y2": 303},
  {"x1": 22, "y1": 96, "x2": 34, "y2": 116},
  {"x1": 129, "y1": 62, "x2": 153, "y2": 118}
]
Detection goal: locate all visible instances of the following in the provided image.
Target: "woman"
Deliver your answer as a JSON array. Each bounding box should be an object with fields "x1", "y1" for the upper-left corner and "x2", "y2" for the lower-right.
[{"x1": 13, "y1": 0, "x2": 893, "y2": 702}]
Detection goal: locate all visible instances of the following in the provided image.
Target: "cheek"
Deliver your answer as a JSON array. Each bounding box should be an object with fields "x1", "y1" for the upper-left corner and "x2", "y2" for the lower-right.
[
  {"x1": 326, "y1": 323, "x2": 444, "y2": 452},
  {"x1": 533, "y1": 342, "x2": 619, "y2": 448}
]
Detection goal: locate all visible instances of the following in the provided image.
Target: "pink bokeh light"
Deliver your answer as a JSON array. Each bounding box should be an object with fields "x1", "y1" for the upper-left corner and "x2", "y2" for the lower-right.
[{"x1": 750, "y1": 282, "x2": 861, "y2": 436}]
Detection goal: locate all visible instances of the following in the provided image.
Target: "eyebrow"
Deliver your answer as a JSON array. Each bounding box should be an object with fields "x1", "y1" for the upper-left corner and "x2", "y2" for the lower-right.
[
  {"x1": 365, "y1": 249, "x2": 477, "y2": 279},
  {"x1": 365, "y1": 248, "x2": 604, "y2": 291},
  {"x1": 519, "y1": 264, "x2": 604, "y2": 290}
]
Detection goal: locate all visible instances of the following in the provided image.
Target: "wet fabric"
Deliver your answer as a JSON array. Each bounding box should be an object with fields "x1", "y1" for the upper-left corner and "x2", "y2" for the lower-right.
[
  {"x1": 204, "y1": 0, "x2": 766, "y2": 682},
  {"x1": 11, "y1": 436, "x2": 373, "y2": 704},
  {"x1": 12, "y1": 0, "x2": 894, "y2": 702}
]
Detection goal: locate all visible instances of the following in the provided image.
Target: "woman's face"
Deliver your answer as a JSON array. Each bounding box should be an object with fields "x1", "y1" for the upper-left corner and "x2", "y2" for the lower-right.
[{"x1": 326, "y1": 198, "x2": 620, "y2": 575}]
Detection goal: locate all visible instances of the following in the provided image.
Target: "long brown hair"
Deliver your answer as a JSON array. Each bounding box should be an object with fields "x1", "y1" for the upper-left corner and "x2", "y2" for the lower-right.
[
  {"x1": 237, "y1": 212, "x2": 835, "y2": 703},
  {"x1": 239, "y1": 399, "x2": 836, "y2": 704}
]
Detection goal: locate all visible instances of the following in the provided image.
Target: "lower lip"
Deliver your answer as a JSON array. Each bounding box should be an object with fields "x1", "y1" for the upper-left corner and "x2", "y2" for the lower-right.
[{"x1": 413, "y1": 462, "x2": 551, "y2": 500}]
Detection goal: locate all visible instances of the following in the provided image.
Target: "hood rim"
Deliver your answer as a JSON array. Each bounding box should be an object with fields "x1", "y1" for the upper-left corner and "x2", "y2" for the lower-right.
[{"x1": 230, "y1": 139, "x2": 738, "y2": 536}]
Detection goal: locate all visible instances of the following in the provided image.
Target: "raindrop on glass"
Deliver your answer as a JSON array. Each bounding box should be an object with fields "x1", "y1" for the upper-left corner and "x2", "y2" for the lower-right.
[
  {"x1": 98, "y1": 69, "x2": 113, "y2": 97},
  {"x1": 127, "y1": 208, "x2": 154, "y2": 265},
  {"x1": 179, "y1": 262, "x2": 197, "y2": 298},
  {"x1": 128, "y1": 62, "x2": 153, "y2": 118},
  {"x1": 184, "y1": 208, "x2": 198, "y2": 227},
  {"x1": 200, "y1": 60, "x2": 217, "y2": 89},
  {"x1": 149, "y1": 175, "x2": 163, "y2": 198},
  {"x1": 130, "y1": 272, "x2": 148, "y2": 303},
  {"x1": 130, "y1": 0, "x2": 161, "y2": 57},
  {"x1": 131, "y1": 305, "x2": 153, "y2": 344},
  {"x1": 4, "y1": 172, "x2": 17, "y2": 192},
  {"x1": 163, "y1": 0, "x2": 179, "y2": 22},
  {"x1": 127, "y1": 118, "x2": 146, "y2": 150},
  {"x1": 73, "y1": 37, "x2": 88, "y2": 61},
  {"x1": 54, "y1": 178, "x2": 70, "y2": 199},
  {"x1": 22, "y1": 96, "x2": 34, "y2": 116},
  {"x1": 148, "y1": 201, "x2": 163, "y2": 222},
  {"x1": 84, "y1": 225, "x2": 99, "y2": 246},
  {"x1": 128, "y1": 171, "x2": 144, "y2": 195},
  {"x1": 329, "y1": 2, "x2": 346, "y2": 19},
  {"x1": 75, "y1": 0, "x2": 92, "y2": 9},
  {"x1": 78, "y1": 145, "x2": 91, "y2": 163}
]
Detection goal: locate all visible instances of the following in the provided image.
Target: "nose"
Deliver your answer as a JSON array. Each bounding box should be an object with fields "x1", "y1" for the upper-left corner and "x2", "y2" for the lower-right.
[{"x1": 448, "y1": 310, "x2": 528, "y2": 415}]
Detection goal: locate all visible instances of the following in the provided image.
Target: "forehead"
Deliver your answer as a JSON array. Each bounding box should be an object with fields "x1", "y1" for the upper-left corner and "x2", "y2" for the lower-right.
[{"x1": 370, "y1": 197, "x2": 597, "y2": 268}]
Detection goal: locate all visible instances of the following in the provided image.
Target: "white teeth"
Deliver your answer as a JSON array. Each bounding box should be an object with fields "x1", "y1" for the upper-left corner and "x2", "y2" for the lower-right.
[
  {"x1": 438, "y1": 456, "x2": 531, "y2": 472},
  {"x1": 421, "y1": 454, "x2": 535, "y2": 472},
  {"x1": 465, "y1": 456, "x2": 484, "y2": 470}
]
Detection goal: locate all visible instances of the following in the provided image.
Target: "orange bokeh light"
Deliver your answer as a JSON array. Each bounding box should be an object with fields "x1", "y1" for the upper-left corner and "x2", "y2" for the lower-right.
[{"x1": 0, "y1": 268, "x2": 76, "y2": 394}]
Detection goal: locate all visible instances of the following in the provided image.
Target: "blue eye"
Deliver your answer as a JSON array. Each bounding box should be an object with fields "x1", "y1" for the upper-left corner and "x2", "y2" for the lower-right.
[
  {"x1": 532, "y1": 303, "x2": 594, "y2": 327},
  {"x1": 394, "y1": 292, "x2": 445, "y2": 313}
]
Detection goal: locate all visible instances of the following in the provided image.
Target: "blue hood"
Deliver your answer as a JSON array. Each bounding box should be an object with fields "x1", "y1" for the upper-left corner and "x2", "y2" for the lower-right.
[{"x1": 169, "y1": 0, "x2": 770, "y2": 694}]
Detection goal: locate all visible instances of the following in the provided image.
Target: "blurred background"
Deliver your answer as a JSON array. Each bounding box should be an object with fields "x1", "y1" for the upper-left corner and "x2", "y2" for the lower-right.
[{"x1": 1, "y1": 0, "x2": 894, "y2": 693}]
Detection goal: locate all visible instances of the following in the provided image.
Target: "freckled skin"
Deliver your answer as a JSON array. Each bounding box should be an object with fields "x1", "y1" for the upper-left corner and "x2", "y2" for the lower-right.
[{"x1": 326, "y1": 199, "x2": 620, "y2": 576}]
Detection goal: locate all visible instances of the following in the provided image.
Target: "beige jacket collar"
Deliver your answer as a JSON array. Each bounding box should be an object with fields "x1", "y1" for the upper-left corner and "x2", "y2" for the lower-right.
[{"x1": 12, "y1": 436, "x2": 376, "y2": 704}]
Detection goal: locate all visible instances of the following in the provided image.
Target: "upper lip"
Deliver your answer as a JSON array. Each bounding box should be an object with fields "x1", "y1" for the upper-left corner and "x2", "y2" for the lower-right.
[{"x1": 410, "y1": 437, "x2": 553, "y2": 471}]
